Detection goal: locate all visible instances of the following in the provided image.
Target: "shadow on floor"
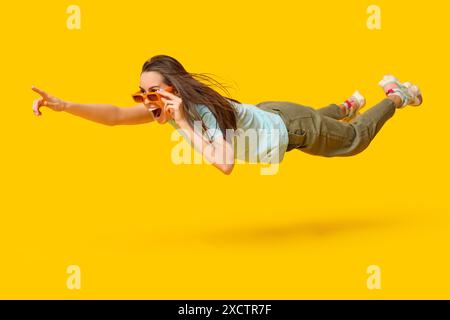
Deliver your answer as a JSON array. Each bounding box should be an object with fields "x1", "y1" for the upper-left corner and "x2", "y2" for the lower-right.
[{"x1": 197, "y1": 216, "x2": 409, "y2": 246}]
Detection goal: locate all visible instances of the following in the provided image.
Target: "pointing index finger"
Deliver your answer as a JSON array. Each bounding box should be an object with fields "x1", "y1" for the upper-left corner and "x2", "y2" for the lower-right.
[{"x1": 31, "y1": 86, "x2": 50, "y2": 98}]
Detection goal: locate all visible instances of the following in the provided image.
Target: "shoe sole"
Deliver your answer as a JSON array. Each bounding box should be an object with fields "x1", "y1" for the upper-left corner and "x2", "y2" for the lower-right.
[{"x1": 403, "y1": 82, "x2": 423, "y2": 107}]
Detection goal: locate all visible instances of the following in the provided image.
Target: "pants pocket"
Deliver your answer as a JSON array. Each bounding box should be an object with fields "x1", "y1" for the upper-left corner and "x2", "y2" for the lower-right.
[
  {"x1": 287, "y1": 129, "x2": 307, "y2": 151},
  {"x1": 286, "y1": 114, "x2": 316, "y2": 151},
  {"x1": 257, "y1": 103, "x2": 316, "y2": 151}
]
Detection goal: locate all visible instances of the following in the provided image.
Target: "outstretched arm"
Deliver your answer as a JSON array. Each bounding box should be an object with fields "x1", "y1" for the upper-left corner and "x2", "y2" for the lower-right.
[
  {"x1": 31, "y1": 86, "x2": 154, "y2": 126},
  {"x1": 64, "y1": 102, "x2": 154, "y2": 126}
]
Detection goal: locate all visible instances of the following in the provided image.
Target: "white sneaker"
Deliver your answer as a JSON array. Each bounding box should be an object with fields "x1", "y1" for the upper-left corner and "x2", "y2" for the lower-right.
[
  {"x1": 378, "y1": 75, "x2": 423, "y2": 108},
  {"x1": 341, "y1": 90, "x2": 366, "y2": 122}
]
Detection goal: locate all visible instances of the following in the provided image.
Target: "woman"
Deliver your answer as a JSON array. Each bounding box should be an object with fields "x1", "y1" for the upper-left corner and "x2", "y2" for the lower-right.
[{"x1": 31, "y1": 55, "x2": 423, "y2": 175}]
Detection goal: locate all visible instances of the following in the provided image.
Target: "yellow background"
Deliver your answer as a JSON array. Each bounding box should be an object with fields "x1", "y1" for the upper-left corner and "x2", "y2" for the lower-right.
[{"x1": 1, "y1": 0, "x2": 449, "y2": 299}]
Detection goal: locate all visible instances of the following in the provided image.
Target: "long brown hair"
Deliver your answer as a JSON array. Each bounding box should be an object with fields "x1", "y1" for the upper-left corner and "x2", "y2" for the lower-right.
[{"x1": 141, "y1": 55, "x2": 240, "y2": 141}]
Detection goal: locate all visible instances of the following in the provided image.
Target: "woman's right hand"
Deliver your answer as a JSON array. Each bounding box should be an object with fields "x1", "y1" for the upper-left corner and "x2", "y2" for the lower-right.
[{"x1": 31, "y1": 86, "x2": 67, "y2": 116}]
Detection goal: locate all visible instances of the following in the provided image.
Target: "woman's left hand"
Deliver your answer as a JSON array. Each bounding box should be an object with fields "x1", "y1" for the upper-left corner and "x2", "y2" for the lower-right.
[{"x1": 157, "y1": 88, "x2": 186, "y2": 124}]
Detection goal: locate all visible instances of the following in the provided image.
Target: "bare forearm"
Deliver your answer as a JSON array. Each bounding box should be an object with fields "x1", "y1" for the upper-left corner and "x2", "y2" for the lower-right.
[
  {"x1": 63, "y1": 101, "x2": 118, "y2": 126},
  {"x1": 178, "y1": 120, "x2": 215, "y2": 160},
  {"x1": 177, "y1": 120, "x2": 234, "y2": 174}
]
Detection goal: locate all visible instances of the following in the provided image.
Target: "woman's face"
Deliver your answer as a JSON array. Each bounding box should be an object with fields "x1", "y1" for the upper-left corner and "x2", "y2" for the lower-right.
[{"x1": 139, "y1": 71, "x2": 174, "y2": 124}]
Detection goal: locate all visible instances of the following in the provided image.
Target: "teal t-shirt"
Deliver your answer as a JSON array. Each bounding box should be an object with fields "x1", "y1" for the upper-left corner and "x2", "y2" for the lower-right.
[{"x1": 168, "y1": 100, "x2": 289, "y2": 164}]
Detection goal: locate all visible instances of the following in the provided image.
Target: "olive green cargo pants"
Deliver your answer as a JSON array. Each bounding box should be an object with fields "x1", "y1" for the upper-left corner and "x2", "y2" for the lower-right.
[{"x1": 256, "y1": 99, "x2": 396, "y2": 157}]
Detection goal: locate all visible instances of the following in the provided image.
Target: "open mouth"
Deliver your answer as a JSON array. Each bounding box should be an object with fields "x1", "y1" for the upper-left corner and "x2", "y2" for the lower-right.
[{"x1": 150, "y1": 108, "x2": 162, "y2": 118}]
